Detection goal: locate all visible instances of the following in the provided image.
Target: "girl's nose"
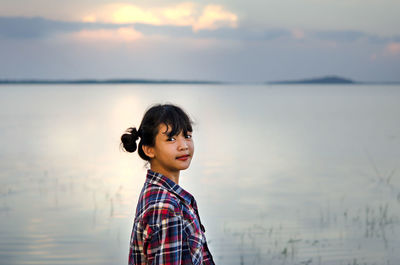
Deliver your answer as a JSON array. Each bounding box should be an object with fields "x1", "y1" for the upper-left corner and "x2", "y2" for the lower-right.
[{"x1": 178, "y1": 137, "x2": 188, "y2": 150}]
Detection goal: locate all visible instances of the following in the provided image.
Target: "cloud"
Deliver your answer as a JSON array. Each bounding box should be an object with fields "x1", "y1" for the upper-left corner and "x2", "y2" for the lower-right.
[
  {"x1": 81, "y1": 2, "x2": 237, "y2": 32},
  {"x1": 0, "y1": 15, "x2": 283, "y2": 42},
  {"x1": 1, "y1": 15, "x2": 400, "y2": 48},
  {"x1": 98, "y1": 3, "x2": 163, "y2": 24},
  {"x1": 0, "y1": 16, "x2": 124, "y2": 39},
  {"x1": 192, "y1": 5, "x2": 237, "y2": 32},
  {"x1": 291, "y1": 29, "x2": 305, "y2": 39},
  {"x1": 160, "y1": 2, "x2": 197, "y2": 26},
  {"x1": 0, "y1": 16, "x2": 277, "y2": 41},
  {"x1": 385, "y1": 42, "x2": 400, "y2": 55}
]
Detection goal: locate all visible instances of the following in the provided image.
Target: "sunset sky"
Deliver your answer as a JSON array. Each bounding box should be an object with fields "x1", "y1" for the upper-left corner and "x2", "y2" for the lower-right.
[{"x1": 1, "y1": 0, "x2": 399, "y2": 82}]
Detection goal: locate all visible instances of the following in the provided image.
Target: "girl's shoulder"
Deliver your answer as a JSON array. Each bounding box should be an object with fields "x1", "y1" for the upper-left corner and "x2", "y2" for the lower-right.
[{"x1": 138, "y1": 183, "x2": 183, "y2": 223}]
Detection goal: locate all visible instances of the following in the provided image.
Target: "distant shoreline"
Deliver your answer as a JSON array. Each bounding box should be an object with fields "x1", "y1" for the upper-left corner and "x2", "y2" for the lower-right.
[
  {"x1": 0, "y1": 76, "x2": 399, "y2": 85},
  {"x1": 0, "y1": 79, "x2": 224, "y2": 85}
]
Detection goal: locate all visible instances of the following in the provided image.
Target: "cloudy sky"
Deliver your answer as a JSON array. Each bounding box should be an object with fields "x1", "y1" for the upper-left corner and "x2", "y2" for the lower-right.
[{"x1": 1, "y1": 0, "x2": 399, "y2": 82}]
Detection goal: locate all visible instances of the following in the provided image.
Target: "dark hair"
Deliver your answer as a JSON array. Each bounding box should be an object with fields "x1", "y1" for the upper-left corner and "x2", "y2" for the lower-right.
[{"x1": 121, "y1": 104, "x2": 193, "y2": 161}]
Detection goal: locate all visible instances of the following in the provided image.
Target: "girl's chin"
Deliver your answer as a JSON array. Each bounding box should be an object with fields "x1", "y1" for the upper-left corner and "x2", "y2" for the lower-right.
[
  {"x1": 179, "y1": 164, "x2": 191, "y2": 170},
  {"x1": 177, "y1": 162, "x2": 191, "y2": 170}
]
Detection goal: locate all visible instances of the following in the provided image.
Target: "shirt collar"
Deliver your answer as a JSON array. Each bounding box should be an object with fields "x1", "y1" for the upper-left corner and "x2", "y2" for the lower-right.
[{"x1": 145, "y1": 169, "x2": 194, "y2": 207}]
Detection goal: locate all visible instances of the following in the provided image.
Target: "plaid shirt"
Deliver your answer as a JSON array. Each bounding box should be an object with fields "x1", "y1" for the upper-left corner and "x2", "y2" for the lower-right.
[{"x1": 129, "y1": 169, "x2": 215, "y2": 265}]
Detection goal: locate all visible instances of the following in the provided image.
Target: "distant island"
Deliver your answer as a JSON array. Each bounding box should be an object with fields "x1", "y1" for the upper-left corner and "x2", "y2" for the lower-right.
[
  {"x1": 268, "y1": 76, "x2": 355, "y2": 84},
  {"x1": 0, "y1": 78, "x2": 223, "y2": 85}
]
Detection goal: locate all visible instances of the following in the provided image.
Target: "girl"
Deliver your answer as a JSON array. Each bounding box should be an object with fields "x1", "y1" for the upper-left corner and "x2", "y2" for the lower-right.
[{"x1": 121, "y1": 104, "x2": 215, "y2": 265}]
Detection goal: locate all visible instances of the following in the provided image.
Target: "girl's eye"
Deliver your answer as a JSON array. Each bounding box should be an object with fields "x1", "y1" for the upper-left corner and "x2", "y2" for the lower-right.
[
  {"x1": 167, "y1": 137, "x2": 176, "y2": 141},
  {"x1": 185, "y1": 134, "x2": 192, "y2": 139}
]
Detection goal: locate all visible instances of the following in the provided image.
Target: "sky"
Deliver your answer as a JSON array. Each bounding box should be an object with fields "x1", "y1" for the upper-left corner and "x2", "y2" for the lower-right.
[{"x1": 0, "y1": 0, "x2": 399, "y2": 82}]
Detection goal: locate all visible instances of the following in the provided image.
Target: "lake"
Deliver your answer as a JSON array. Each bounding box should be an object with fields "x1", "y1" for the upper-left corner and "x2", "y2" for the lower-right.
[{"x1": 0, "y1": 84, "x2": 399, "y2": 265}]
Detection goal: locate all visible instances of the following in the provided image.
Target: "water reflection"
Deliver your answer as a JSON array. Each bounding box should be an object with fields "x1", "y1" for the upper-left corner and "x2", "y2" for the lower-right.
[{"x1": 0, "y1": 84, "x2": 399, "y2": 264}]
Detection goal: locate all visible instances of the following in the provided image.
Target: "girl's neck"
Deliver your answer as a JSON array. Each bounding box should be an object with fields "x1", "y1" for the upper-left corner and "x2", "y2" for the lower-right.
[{"x1": 150, "y1": 166, "x2": 180, "y2": 184}]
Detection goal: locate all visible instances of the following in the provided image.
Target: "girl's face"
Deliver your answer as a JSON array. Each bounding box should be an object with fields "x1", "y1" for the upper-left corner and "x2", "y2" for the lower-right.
[{"x1": 145, "y1": 123, "x2": 194, "y2": 177}]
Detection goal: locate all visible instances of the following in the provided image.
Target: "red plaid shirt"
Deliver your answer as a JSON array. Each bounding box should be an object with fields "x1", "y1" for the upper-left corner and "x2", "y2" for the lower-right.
[{"x1": 128, "y1": 169, "x2": 215, "y2": 265}]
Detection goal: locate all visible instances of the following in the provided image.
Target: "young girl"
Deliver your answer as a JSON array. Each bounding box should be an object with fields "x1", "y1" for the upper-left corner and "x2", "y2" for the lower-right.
[{"x1": 121, "y1": 104, "x2": 215, "y2": 265}]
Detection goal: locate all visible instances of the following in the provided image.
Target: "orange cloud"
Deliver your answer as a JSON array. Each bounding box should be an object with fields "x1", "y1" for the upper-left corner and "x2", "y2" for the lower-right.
[
  {"x1": 111, "y1": 4, "x2": 161, "y2": 24},
  {"x1": 385, "y1": 42, "x2": 400, "y2": 55},
  {"x1": 82, "y1": 2, "x2": 237, "y2": 32},
  {"x1": 82, "y1": 3, "x2": 160, "y2": 24},
  {"x1": 291, "y1": 29, "x2": 305, "y2": 39},
  {"x1": 193, "y1": 5, "x2": 238, "y2": 32},
  {"x1": 161, "y1": 2, "x2": 197, "y2": 26},
  {"x1": 82, "y1": 15, "x2": 96, "y2": 23}
]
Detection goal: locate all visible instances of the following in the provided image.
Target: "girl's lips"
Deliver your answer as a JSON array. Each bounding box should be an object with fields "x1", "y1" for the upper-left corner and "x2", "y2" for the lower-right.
[{"x1": 176, "y1": 155, "x2": 190, "y2": 161}]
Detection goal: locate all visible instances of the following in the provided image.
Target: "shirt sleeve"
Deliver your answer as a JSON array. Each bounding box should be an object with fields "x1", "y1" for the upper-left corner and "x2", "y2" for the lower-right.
[{"x1": 146, "y1": 215, "x2": 184, "y2": 265}]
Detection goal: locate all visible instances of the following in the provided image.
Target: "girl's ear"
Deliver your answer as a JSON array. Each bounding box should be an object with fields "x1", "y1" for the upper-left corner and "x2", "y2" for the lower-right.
[{"x1": 142, "y1": 145, "x2": 155, "y2": 159}]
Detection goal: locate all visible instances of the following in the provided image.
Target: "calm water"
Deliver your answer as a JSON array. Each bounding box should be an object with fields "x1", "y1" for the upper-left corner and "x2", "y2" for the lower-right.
[{"x1": 0, "y1": 84, "x2": 399, "y2": 265}]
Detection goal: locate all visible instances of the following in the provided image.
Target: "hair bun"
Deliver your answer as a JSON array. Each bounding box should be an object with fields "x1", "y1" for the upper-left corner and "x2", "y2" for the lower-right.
[{"x1": 121, "y1": 127, "x2": 140, "y2": 153}]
